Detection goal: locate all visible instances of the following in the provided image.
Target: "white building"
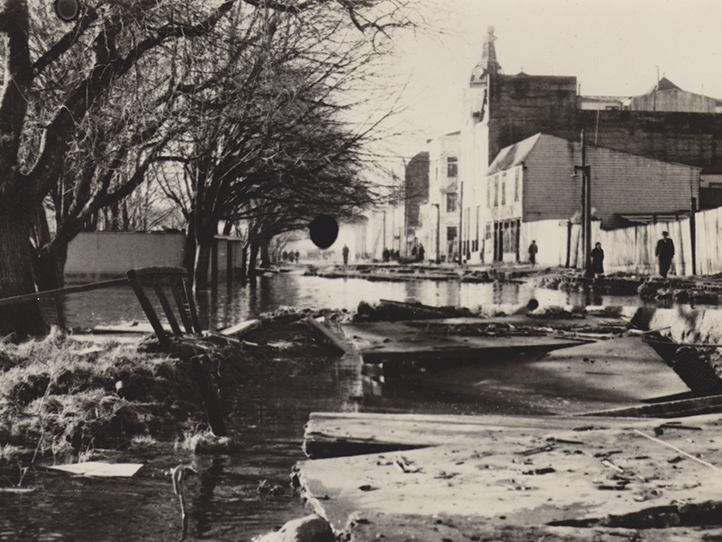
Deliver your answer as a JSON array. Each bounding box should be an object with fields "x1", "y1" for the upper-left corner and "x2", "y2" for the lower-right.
[{"x1": 419, "y1": 131, "x2": 461, "y2": 262}]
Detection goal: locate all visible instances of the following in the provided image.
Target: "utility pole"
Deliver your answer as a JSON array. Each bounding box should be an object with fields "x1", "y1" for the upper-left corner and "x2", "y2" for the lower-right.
[
  {"x1": 458, "y1": 181, "x2": 464, "y2": 265},
  {"x1": 691, "y1": 196, "x2": 697, "y2": 276},
  {"x1": 431, "y1": 203, "x2": 441, "y2": 264},
  {"x1": 574, "y1": 129, "x2": 593, "y2": 277}
]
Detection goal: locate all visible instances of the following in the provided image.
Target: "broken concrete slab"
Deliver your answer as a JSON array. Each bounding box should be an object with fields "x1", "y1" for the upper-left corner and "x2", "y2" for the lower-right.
[
  {"x1": 302, "y1": 411, "x2": 690, "y2": 459},
  {"x1": 295, "y1": 413, "x2": 722, "y2": 536},
  {"x1": 341, "y1": 511, "x2": 722, "y2": 541},
  {"x1": 343, "y1": 319, "x2": 589, "y2": 379}
]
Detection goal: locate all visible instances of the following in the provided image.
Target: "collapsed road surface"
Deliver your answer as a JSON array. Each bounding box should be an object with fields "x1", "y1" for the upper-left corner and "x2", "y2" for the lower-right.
[
  {"x1": 295, "y1": 412, "x2": 722, "y2": 540},
  {"x1": 290, "y1": 300, "x2": 722, "y2": 541}
]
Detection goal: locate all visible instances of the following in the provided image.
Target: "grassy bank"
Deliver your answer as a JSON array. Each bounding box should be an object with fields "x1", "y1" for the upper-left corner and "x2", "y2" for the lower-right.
[{"x1": 0, "y1": 309, "x2": 344, "y2": 465}]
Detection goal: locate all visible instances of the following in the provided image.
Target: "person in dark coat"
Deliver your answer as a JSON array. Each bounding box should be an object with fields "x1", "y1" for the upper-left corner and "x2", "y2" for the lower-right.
[
  {"x1": 417, "y1": 244, "x2": 425, "y2": 262},
  {"x1": 342, "y1": 244, "x2": 349, "y2": 266},
  {"x1": 591, "y1": 242, "x2": 604, "y2": 276},
  {"x1": 655, "y1": 231, "x2": 675, "y2": 278},
  {"x1": 528, "y1": 240, "x2": 538, "y2": 266}
]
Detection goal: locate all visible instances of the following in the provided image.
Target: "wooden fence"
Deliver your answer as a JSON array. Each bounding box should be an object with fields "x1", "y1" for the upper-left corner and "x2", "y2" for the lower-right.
[{"x1": 523, "y1": 206, "x2": 722, "y2": 277}]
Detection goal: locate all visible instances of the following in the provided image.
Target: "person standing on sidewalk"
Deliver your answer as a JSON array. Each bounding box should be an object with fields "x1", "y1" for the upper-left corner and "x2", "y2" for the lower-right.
[
  {"x1": 591, "y1": 242, "x2": 604, "y2": 276},
  {"x1": 528, "y1": 240, "x2": 538, "y2": 266},
  {"x1": 655, "y1": 231, "x2": 675, "y2": 278}
]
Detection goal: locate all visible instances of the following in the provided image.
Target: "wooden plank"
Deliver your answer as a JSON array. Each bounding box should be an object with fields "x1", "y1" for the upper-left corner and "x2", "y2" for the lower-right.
[
  {"x1": 579, "y1": 393, "x2": 722, "y2": 418},
  {"x1": 305, "y1": 316, "x2": 347, "y2": 355},
  {"x1": 170, "y1": 276, "x2": 195, "y2": 334},
  {"x1": 93, "y1": 323, "x2": 163, "y2": 334},
  {"x1": 126, "y1": 269, "x2": 169, "y2": 346},
  {"x1": 295, "y1": 416, "x2": 722, "y2": 534},
  {"x1": 218, "y1": 319, "x2": 260, "y2": 337},
  {"x1": 0, "y1": 278, "x2": 128, "y2": 307},
  {"x1": 152, "y1": 278, "x2": 183, "y2": 336}
]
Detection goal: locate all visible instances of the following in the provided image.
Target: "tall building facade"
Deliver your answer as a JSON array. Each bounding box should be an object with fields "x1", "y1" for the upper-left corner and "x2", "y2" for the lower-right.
[{"x1": 457, "y1": 27, "x2": 722, "y2": 264}]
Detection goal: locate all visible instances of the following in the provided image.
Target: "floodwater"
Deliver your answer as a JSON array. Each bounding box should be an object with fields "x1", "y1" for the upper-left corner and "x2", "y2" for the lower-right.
[
  {"x1": 59, "y1": 270, "x2": 642, "y2": 331},
  {"x1": 2, "y1": 271, "x2": 648, "y2": 541}
]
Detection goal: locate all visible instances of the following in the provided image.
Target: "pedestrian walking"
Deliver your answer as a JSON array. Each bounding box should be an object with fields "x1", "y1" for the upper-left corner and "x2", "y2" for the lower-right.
[
  {"x1": 591, "y1": 242, "x2": 604, "y2": 276},
  {"x1": 417, "y1": 244, "x2": 425, "y2": 262},
  {"x1": 342, "y1": 244, "x2": 349, "y2": 267},
  {"x1": 528, "y1": 240, "x2": 538, "y2": 266},
  {"x1": 655, "y1": 231, "x2": 675, "y2": 278}
]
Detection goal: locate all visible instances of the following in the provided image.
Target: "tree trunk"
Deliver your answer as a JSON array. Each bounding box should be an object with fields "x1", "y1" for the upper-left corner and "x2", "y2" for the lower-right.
[
  {"x1": 194, "y1": 239, "x2": 213, "y2": 290},
  {"x1": 260, "y1": 240, "x2": 271, "y2": 268},
  {"x1": 33, "y1": 206, "x2": 68, "y2": 292},
  {"x1": 183, "y1": 212, "x2": 197, "y2": 282},
  {"x1": 0, "y1": 200, "x2": 48, "y2": 338},
  {"x1": 34, "y1": 245, "x2": 68, "y2": 291},
  {"x1": 240, "y1": 243, "x2": 247, "y2": 280},
  {"x1": 248, "y1": 240, "x2": 259, "y2": 279},
  {"x1": 194, "y1": 220, "x2": 217, "y2": 291}
]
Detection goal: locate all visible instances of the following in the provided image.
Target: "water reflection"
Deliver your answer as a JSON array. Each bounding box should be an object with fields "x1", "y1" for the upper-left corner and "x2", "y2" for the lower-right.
[{"x1": 60, "y1": 272, "x2": 645, "y2": 332}]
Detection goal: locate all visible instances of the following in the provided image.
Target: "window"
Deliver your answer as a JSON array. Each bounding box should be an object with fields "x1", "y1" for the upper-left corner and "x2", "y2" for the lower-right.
[
  {"x1": 487, "y1": 178, "x2": 491, "y2": 207},
  {"x1": 494, "y1": 175, "x2": 499, "y2": 207},
  {"x1": 515, "y1": 169, "x2": 520, "y2": 202},
  {"x1": 447, "y1": 227, "x2": 457, "y2": 241},
  {"x1": 501, "y1": 173, "x2": 507, "y2": 205},
  {"x1": 446, "y1": 192, "x2": 457, "y2": 213},
  {"x1": 447, "y1": 157, "x2": 458, "y2": 178}
]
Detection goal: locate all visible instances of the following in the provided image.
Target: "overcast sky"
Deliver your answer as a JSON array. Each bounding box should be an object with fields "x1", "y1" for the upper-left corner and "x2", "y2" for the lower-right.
[{"x1": 385, "y1": 0, "x2": 722, "y2": 163}]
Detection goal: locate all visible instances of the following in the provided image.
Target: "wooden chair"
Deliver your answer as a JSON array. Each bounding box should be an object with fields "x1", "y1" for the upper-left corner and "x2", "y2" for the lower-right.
[{"x1": 126, "y1": 267, "x2": 201, "y2": 346}]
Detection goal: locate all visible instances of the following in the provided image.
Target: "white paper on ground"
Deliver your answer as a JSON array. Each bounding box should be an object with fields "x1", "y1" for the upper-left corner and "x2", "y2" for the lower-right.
[{"x1": 47, "y1": 461, "x2": 143, "y2": 477}]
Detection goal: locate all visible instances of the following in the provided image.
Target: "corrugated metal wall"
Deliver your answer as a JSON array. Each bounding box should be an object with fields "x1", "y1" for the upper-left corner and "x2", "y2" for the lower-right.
[
  {"x1": 522, "y1": 205, "x2": 722, "y2": 276},
  {"x1": 522, "y1": 135, "x2": 700, "y2": 230}
]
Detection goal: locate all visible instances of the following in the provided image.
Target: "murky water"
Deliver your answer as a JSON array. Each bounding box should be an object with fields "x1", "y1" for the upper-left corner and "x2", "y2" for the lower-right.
[
  {"x1": 60, "y1": 270, "x2": 641, "y2": 331},
  {"x1": 3, "y1": 272, "x2": 647, "y2": 541}
]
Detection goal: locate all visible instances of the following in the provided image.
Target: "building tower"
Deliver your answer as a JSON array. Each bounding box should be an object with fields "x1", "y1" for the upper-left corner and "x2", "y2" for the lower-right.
[
  {"x1": 471, "y1": 25, "x2": 502, "y2": 84},
  {"x1": 460, "y1": 25, "x2": 501, "y2": 264}
]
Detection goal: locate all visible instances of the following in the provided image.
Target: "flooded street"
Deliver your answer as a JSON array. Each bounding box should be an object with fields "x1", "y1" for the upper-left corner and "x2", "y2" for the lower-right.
[
  {"x1": 3, "y1": 272, "x2": 651, "y2": 541},
  {"x1": 60, "y1": 270, "x2": 642, "y2": 331}
]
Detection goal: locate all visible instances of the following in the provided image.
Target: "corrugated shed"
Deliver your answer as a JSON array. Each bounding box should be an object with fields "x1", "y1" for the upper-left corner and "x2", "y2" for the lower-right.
[
  {"x1": 493, "y1": 133, "x2": 701, "y2": 230},
  {"x1": 587, "y1": 146, "x2": 700, "y2": 229}
]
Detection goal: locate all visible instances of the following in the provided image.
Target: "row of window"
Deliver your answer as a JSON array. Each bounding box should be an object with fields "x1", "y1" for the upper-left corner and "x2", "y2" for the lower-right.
[
  {"x1": 488, "y1": 169, "x2": 521, "y2": 207},
  {"x1": 440, "y1": 165, "x2": 521, "y2": 212},
  {"x1": 441, "y1": 160, "x2": 525, "y2": 213}
]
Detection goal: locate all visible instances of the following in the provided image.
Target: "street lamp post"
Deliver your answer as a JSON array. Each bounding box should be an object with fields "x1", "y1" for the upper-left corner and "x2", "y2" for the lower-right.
[{"x1": 431, "y1": 203, "x2": 441, "y2": 264}]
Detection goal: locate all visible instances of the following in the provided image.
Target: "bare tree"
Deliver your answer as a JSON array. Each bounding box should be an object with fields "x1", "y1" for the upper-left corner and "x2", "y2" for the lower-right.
[
  {"x1": 158, "y1": 1, "x2": 409, "y2": 287},
  {"x1": 0, "y1": 0, "x2": 243, "y2": 337},
  {"x1": 0, "y1": 0, "x2": 419, "y2": 337}
]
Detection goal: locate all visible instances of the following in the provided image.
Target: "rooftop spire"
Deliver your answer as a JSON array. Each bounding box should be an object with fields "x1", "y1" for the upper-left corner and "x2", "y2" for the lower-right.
[{"x1": 471, "y1": 26, "x2": 502, "y2": 83}]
